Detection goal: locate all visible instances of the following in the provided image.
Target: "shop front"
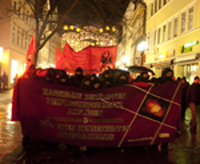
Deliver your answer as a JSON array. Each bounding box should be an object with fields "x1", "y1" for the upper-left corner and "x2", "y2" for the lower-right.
[
  {"x1": 173, "y1": 53, "x2": 200, "y2": 84},
  {"x1": 150, "y1": 50, "x2": 175, "y2": 78}
]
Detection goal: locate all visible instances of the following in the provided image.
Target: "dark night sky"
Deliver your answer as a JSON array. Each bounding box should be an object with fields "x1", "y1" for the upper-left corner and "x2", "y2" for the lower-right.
[{"x1": 57, "y1": 0, "x2": 136, "y2": 28}]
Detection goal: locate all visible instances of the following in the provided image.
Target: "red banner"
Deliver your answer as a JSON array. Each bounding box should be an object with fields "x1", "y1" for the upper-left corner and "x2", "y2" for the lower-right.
[
  {"x1": 26, "y1": 29, "x2": 36, "y2": 69},
  {"x1": 56, "y1": 42, "x2": 117, "y2": 74},
  {"x1": 14, "y1": 79, "x2": 182, "y2": 147}
]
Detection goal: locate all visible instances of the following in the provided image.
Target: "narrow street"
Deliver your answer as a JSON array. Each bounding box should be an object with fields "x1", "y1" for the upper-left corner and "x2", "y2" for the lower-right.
[{"x1": 0, "y1": 89, "x2": 200, "y2": 164}]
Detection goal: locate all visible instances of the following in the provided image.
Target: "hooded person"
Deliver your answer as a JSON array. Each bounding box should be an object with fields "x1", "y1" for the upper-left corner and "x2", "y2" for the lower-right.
[
  {"x1": 137, "y1": 71, "x2": 150, "y2": 82},
  {"x1": 157, "y1": 68, "x2": 174, "y2": 84},
  {"x1": 91, "y1": 77, "x2": 102, "y2": 90},
  {"x1": 69, "y1": 67, "x2": 85, "y2": 88},
  {"x1": 56, "y1": 69, "x2": 69, "y2": 85},
  {"x1": 44, "y1": 68, "x2": 56, "y2": 83},
  {"x1": 115, "y1": 72, "x2": 129, "y2": 86},
  {"x1": 80, "y1": 75, "x2": 91, "y2": 90}
]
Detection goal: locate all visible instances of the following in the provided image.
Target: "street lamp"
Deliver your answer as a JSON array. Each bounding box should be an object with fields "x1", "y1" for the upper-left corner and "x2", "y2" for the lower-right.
[
  {"x1": 122, "y1": 56, "x2": 129, "y2": 70},
  {"x1": 137, "y1": 41, "x2": 148, "y2": 66}
]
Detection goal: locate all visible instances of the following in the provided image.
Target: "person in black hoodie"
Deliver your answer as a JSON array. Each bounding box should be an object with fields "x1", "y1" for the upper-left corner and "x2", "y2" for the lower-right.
[
  {"x1": 69, "y1": 67, "x2": 85, "y2": 88},
  {"x1": 115, "y1": 72, "x2": 129, "y2": 86},
  {"x1": 90, "y1": 77, "x2": 102, "y2": 90},
  {"x1": 80, "y1": 75, "x2": 91, "y2": 90},
  {"x1": 56, "y1": 69, "x2": 69, "y2": 85},
  {"x1": 157, "y1": 67, "x2": 174, "y2": 84},
  {"x1": 137, "y1": 71, "x2": 150, "y2": 82}
]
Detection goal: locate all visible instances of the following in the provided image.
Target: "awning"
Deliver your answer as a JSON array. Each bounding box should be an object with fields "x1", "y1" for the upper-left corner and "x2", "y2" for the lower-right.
[
  {"x1": 173, "y1": 53, "x2": 199, "y2": 64},
  {"x1": 150, "y1": 58, "x2": 174, "y2": 68}
]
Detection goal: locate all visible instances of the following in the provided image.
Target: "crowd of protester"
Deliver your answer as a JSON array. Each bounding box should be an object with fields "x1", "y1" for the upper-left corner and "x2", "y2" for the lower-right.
[
  {"x1": 17, "y1": 65, "x2": 200, "y2": 154},
  {"x1": 21, "y1": 65, "x2": 176, "y2": 90}
]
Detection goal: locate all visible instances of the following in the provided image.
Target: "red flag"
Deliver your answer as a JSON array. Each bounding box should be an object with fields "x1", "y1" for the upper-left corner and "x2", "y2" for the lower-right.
[
  {"x1": 55, "y1": 46, "x2": 63, "y2": 67},
  {"x1": 26, "y1": 29, "x2": 36, "y2": 69},
  {"x1": 56, "y1": 42, "x2": 117, "y2": 74}
]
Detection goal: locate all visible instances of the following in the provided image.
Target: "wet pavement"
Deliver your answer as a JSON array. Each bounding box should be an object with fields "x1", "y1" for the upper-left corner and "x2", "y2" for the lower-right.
[{"x1": 0, "y1": 89, "x2": 200, "y2": 164}]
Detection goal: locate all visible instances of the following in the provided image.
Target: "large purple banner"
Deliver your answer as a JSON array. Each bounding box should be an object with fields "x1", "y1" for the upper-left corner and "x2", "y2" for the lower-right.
[{"x1": 15, "y1": 79, "x2": 182, "y2": 147}]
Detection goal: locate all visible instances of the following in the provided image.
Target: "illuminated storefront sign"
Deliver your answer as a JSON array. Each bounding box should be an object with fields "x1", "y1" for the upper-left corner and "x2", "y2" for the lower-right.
[
  {"x1": 155, "y1": 50, "x2": 175, "y2": 61},
  {"x1": 180, "y1": 40, "x2": 199, "y2": 53}
]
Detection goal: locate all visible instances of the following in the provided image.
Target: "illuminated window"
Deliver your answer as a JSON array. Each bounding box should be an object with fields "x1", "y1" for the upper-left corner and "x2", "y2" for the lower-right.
[
  {"x1": 174, "y1": 17, "x2": 178, "y2": 37},
  {"x1": 188, "y1": 7, "x2": 194, "y2": 30},
  {"x1": 181, "y1": 12, "x2": 186, "y2": 33}
]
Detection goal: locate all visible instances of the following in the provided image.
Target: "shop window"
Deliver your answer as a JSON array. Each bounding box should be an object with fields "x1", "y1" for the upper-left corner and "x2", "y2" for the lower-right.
[
  {"x1": 173, "y1": 17, "x2": 178, "y2": 37},
  {"x1": 188, "y1": 7, "x2": 194, "y2": 31},
  {"x1": 181, "y1": 12, "x2": 186, "y2": 33},
  {"x1": 183, "y1": 64, "x2": 198, "y2": 84}
]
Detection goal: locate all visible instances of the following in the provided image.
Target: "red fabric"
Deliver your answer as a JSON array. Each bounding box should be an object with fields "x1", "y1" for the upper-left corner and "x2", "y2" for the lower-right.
[
  {"x1": 13, "y1": 80, "x2": 182, "y2": 147},
  {"x1": 26, "y1": 29, "x2": 36, "y2": 69},
  {"x1": 56, "y1": 42, "x2": 117, "y2": 74},
  {"x1": 55, "y1": 46, "x2": 63, "y2": 66}
]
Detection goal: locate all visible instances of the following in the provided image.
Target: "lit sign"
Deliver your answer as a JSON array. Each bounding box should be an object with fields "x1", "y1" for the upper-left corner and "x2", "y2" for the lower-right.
[
  {"x1": 155, "y1": 52, "x2": 167, "y2": 60},
  {"x1": 184, "y1": 41, "x2": 198, "y2": 48},
  {"x1": 180, "y1": 40, "x2": 199, "y2": 53}
]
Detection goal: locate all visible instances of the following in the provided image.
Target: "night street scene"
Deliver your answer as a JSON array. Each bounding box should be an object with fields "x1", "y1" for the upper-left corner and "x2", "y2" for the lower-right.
[{"x1": 1, "y1": 0, "x2": 200, "y2": 163}]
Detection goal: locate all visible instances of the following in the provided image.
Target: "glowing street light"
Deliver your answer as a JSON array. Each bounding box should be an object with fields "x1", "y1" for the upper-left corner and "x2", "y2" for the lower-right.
[
  {"x1": 115, "y1": 61, "x2": 121, "y2": 67},
  {"x1": 137, "y1": 41, "x2": 148, "y2": 51},
  {"x1": 137, "y1": 41, "x2": 148, "y2": 66}
]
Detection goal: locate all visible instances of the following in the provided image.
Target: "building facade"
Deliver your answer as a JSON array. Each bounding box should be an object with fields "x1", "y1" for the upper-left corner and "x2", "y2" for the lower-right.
[
  {"x1": 0, "y1": 0, "x2": 60, "y2": 88},
  {"x1": 144, "y1": 0, "x2": 200, "y2": 83},
  {"x1": 117, "y1": 1, "x2": 147, "y2": 78},
  {"x1": 0, "y1": 0, "x2": 35, "y2": 89}
]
